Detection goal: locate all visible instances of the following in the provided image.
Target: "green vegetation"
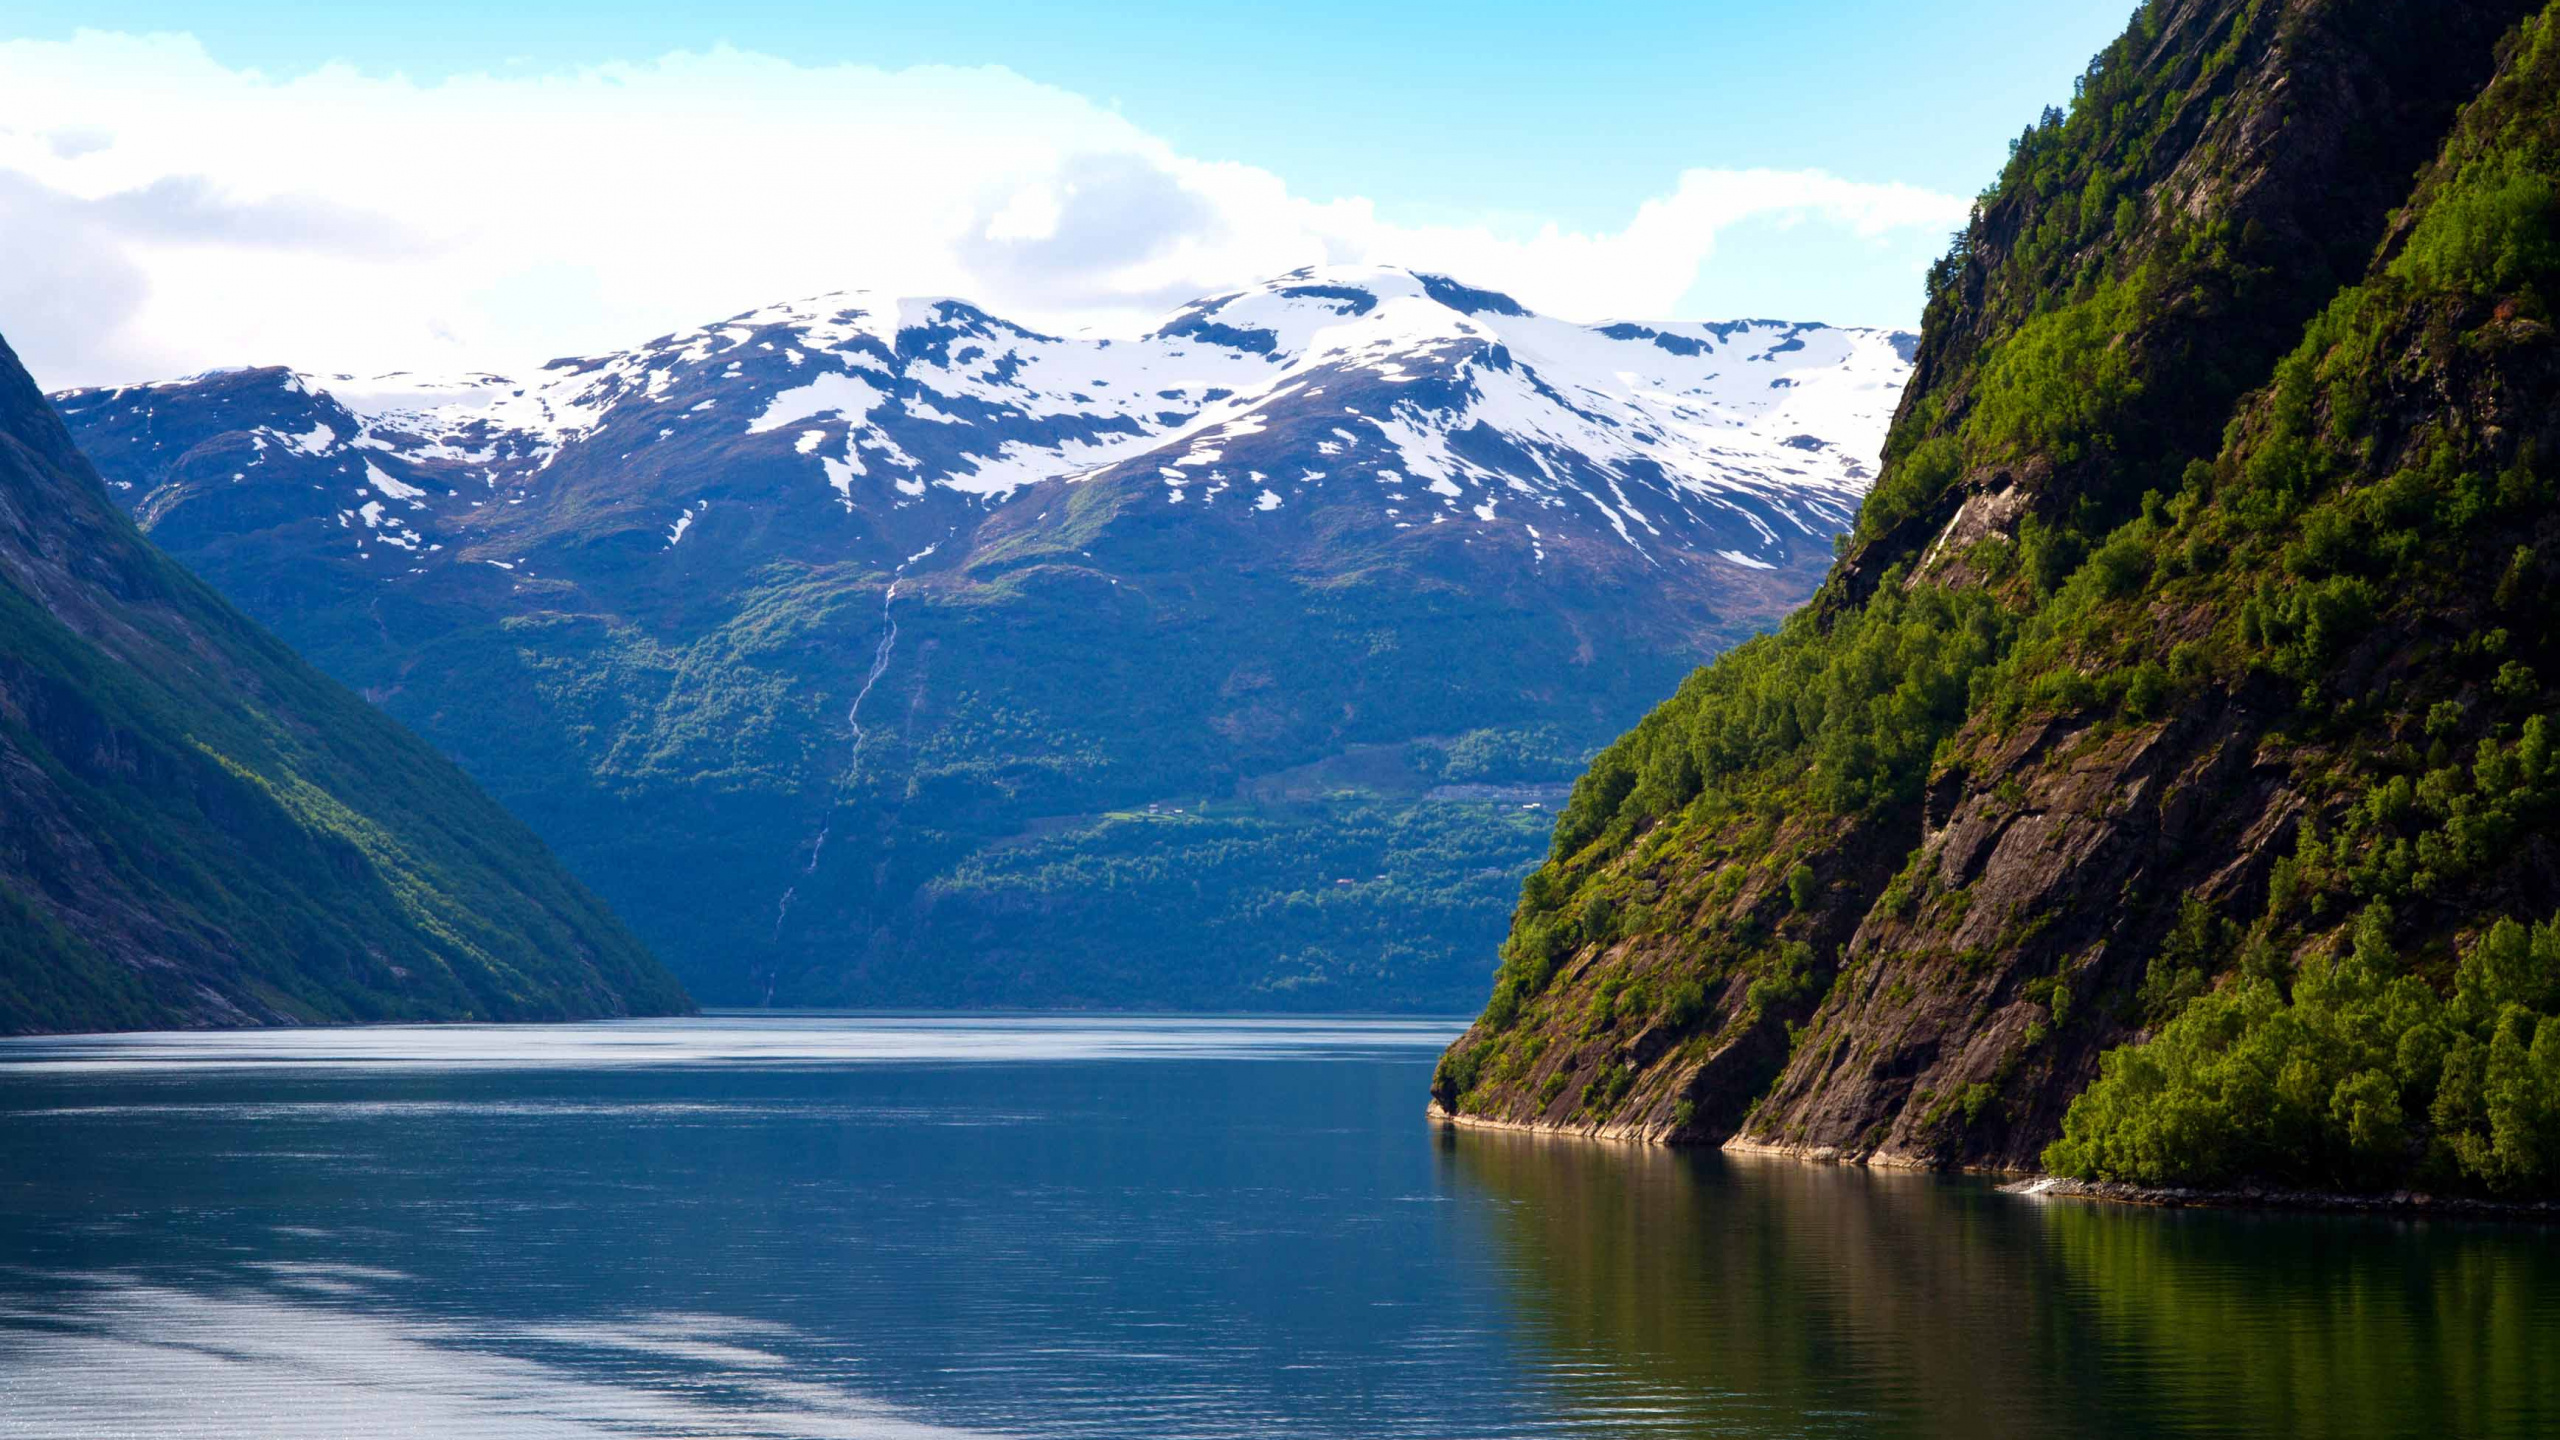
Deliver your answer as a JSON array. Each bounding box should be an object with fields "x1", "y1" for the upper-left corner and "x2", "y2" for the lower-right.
[
  {"x1": 2048, "y1": 908, "x2": 2560, "y2": 1192},
  {"x1": 1548, "y1": 579, "x2": 2011, "y2": 863},
  {"x1": 901, "y1": 796, "x2": 1555, "y2": 1011},
  {"x1": 1963, "y1": 271, "x2": 2148, "y2": 466},
  {"x1": 1408, "y1": 726, "x2": 1586, "y2": 785},
  {"x1": 2039, "y1": 6, "x2": 2560, "y2": 1191}
]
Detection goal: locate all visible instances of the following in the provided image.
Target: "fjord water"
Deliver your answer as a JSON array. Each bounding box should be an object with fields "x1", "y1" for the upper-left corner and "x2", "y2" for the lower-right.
[{"x1": 0, "y1": 1017, "x2": 2551, "y2": 1438}]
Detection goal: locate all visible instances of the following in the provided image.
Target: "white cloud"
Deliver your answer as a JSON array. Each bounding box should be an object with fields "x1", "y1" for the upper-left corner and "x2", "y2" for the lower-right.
[{"x1": 0, "y1": 31, "x2": 1969, "y2": 388}]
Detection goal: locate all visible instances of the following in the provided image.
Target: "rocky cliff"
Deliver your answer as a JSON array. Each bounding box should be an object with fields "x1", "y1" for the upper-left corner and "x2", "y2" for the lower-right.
[
  {"x1": 1436, "y1": 0, "x2": 2560, "y2": 1197},
  {"x1": 0, "y1": 329, "x2": 688, "y2": 1033}
]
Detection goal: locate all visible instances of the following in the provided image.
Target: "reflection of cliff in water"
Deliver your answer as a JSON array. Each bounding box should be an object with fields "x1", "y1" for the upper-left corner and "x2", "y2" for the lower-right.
[{"x1": 1439, "y1": 1128, "x2": 2560, "y2": 1439}]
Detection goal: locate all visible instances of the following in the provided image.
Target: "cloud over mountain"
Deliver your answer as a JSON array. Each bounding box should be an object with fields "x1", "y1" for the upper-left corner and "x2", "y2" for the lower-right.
[{"x1": 0, "y1": 32, "x2": 1967, "y2": 387}]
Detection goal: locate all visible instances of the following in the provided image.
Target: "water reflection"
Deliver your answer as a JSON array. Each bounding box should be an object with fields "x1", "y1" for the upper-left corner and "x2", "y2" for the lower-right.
[
  {"x1": 2036, "y1": 1195, "x2": 2560, "y2": 1436},
  {"x1": 0, "y1": 1274, "x2": 998, "y2": 1439},
  {"x1": 1446, "y1": 1128, "x2": 2560, "y2": 1439}
]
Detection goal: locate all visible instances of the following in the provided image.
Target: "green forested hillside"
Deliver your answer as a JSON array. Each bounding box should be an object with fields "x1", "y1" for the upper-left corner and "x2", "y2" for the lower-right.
[
  {"x1": 2041, "y1": 15, "x2": 2560, "y2": 1190},
  {"x1": 0, "y1": 332, "x2": 688, "y2": 1033}
]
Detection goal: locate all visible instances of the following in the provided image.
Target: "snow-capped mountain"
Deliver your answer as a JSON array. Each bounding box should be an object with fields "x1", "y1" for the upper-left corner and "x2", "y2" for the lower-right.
[
  {"x1": 62, "y1": 265, "x2": 1907, "y2": 586},
  {"x1": 52, "y1": 266, "x2": 1912, "y2": 1014}
]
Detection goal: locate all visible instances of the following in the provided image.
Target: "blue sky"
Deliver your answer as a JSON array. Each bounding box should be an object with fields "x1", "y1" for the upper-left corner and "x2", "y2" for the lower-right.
[{"x1": 0, "y1": 1, "x2": 2135, "y2": 383}]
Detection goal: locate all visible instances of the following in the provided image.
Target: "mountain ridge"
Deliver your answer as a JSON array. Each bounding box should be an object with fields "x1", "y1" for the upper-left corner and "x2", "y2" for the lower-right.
[
  {"x1": 53, "y1": 265, "x2": 1912, "y2": 1012},
  {"x1": 62, "y1": 265, "x2": 1905, "y2": 581}
]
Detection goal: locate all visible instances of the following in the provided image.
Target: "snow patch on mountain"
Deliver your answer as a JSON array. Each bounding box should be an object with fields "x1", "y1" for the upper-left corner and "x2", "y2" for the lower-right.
[{"x1": 57, "y1": 265, "x2": 1913, "y2": 575}]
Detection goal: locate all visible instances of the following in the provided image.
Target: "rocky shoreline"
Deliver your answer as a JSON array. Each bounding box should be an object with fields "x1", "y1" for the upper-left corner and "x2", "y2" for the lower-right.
[
  {"x1": 1432, "y1": 1108, "x2": 2560, "y2": 1221},
  {"x1": 1424, "y1": 1100, "x2": 1662, "y2": 1144},
  {"x1": 2001, "y1": 1175, "x2": 2560, "y2": 1221}
]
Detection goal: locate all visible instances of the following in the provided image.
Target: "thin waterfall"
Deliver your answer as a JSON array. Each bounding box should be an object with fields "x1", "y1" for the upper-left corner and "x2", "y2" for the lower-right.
[{"x1": 772, "y1": 540, "x2": 940, "y2": 939}]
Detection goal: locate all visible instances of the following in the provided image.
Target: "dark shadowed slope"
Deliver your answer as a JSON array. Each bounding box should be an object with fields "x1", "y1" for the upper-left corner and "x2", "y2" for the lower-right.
[{"x1": 0, "y1": 330, "x2": 687, "y2": 1033}]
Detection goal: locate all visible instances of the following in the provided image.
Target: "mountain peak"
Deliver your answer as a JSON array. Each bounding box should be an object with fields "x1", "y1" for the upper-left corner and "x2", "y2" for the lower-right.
[{"x1": 54, "y1": 268, "x2": 1910, "y2": 588}]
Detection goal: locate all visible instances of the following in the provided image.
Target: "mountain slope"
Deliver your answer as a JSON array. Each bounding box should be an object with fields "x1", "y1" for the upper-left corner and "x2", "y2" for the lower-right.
[
  {"x1": 1433, "y1": 0, "x2": 2560, "y2": 1198},
  {"x1": 53, "y1": 267, "x2": 1909, "y2": 1011},
  {"x1": 0, "y1": 330, "x2": 689, "y2": 1034}
]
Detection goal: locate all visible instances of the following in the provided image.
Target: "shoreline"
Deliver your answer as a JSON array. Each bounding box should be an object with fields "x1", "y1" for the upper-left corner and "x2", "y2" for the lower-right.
[
  {"x1": 1430, "y1": 1107, "x2": 2560, "y2": 1220},
  {"x1": 1424, "y1": 1099, "x2": 1665, "y2": 1144},
  {"x1": 1426, "y1": 1103, "x2": 1997, "y2": 1171},
  {"x1": 2001, "y1": 1175, "x2": 2560, "y2": 1221}
]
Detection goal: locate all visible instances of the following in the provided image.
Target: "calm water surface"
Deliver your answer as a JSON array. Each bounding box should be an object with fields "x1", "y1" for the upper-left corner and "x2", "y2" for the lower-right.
[{"x1": 0, "y1": 1013, "x2": 2553, "y2": 1438}]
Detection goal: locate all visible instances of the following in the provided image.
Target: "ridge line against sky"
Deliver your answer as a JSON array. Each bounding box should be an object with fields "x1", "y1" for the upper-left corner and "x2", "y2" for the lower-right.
[{"x1": 0, "y1": 4, "x2": 2135, "y2": 387}]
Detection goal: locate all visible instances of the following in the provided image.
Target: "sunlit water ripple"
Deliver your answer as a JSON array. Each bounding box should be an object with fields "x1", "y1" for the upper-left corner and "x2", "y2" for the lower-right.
[{"x1": 0, "y1": 1012, "x2": 2553, "y2": 1438}]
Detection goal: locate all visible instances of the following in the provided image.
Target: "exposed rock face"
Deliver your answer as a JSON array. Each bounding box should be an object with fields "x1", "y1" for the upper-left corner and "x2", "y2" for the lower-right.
[
  {"x1": 1433, "y1": 0, "x2": 2560, "y2": 1179},
  {"x1": 0, "y1": 329, "x2": 688, "y2": 1034},
  {"x1": 1742, "y1": 698, "x2": 2304, "y2": 1169}
]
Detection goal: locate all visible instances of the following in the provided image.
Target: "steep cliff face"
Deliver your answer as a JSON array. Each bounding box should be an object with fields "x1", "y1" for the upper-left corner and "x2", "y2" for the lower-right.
[
  {"x1": 1435, "y1": 0, "x2": 2560, "y2": 1194},
  {"x1": 0, "y1": 330, "x2": 689, "y2": 1033}
]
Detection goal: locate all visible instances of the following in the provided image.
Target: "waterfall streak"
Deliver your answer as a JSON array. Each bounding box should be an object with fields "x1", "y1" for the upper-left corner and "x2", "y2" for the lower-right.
[{"x1": 772, "y1": 568, "x2": 908, "y2": 936}]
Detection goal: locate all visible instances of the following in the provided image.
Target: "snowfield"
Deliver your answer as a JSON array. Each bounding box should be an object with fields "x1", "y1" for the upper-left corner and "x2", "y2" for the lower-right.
[{"x1": 58, "y1": 265, "x2": 1912, "y2": 576}]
